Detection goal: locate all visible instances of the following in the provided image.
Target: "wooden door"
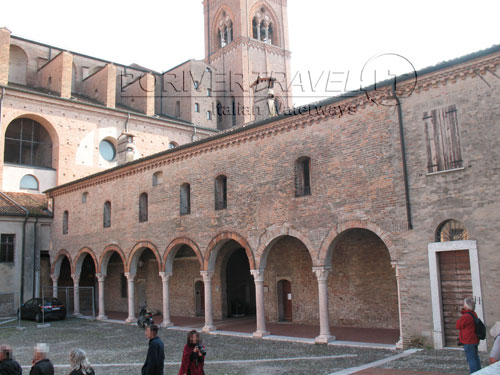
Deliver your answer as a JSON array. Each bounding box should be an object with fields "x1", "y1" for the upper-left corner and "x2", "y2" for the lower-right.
[
  {"x1": 279, "y1": 280, "x2": 292, "y2": 322},
  {"x1": 195, "y1": 281, "x2": 204, "y2": 317},
  {"x1": 438, "y1": 250, "x2": 472, "y2": 347}
]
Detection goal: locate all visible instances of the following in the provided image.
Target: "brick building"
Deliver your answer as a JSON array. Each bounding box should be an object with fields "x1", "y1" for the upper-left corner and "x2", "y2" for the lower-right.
[{"x1": 2, "y1": 0, "x2": 500, "y2": 351}]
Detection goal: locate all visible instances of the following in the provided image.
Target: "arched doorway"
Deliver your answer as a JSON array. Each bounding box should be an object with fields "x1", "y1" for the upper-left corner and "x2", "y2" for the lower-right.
[
  {"x1": 102, "y1": 252, "x2": 127, "y2": 318},
  {"x1": 327, "y1": 228, "x2": 400, "y2": 342},
  {"x1": 135, "y1": 249, "x2": 162, "y2": 315},
  {"x1": 78, "y1": 254, "x2": 97, "y2": 316}
]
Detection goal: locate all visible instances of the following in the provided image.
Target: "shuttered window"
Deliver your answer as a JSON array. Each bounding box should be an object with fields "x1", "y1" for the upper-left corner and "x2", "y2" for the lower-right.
[{"x1": 424, "y1": 105, "x2": 463, "y2": 173}]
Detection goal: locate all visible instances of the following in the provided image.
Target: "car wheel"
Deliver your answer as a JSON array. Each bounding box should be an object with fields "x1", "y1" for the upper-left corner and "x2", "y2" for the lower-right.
[{"x1": 35, "y1": 312, "x2": 42, "y2": 322}]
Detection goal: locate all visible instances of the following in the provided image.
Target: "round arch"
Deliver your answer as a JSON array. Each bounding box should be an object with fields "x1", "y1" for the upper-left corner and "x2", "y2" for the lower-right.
[
  {"x1": 51, "y1": 249, "x2": 73, "y2": 275},
  {"x1": 2, "y1": 113, "x2": 60, "y2": 170},
  {"x1": 8, "y1": 44, "x2": 28, "y2": 85},
  {"x1": 163, "y1": 237, "x2": 203, "y2": 274},
  {"x1": 204, "y1": 232, "x2": 255, "y2": 272},
  {"x1": 256, "y1": 225, "x2": 317, "y2": 271},
  {"x1": 74, "y1": 247, "x2": 98, "y2": 276},
  {"x1": 99, "y1": 244, "x2": 127, "y2": 275},
  {"x1": 127, "y1": 241, "x2": 162, "y2": 274},
  {"x1": 433, "y1": 218, "x2": 470, "y2": 243},
  {"x1": 319, "y1": 221, "x2": 396, "y2": 267},
  {"x1": 211, "y1": 5, "x2": 236, "y2": 51},
  {"x1": 248, "y1": 1, "x2": 282, "y2": 47}
]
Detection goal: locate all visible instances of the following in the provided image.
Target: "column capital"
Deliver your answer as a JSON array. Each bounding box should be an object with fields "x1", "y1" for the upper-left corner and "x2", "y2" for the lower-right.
[
  {"x1": 96, "y1": 273, "x2": 106, "y2": 282},
  {"x1": 159, "y1": 272, "x2": 172, "y2": 282},
  {"x1": 250, "y1": 269, "x2": 265, "y2": 283},
  {"x1": 50, "y1": 274, "x2": 59, "y2": 282},
  {"x1": 125, "y1": 272, "x2": 136, "y2": 281},
  {"x1": 312, "y1": 267, "x2": 331, "y2": 282},
  {"x1": 200, "y1": 271, "x2": 214, "y2": 282},
  {"x1": 71, "y1": 273, "x2": 81, "y2": 282}
]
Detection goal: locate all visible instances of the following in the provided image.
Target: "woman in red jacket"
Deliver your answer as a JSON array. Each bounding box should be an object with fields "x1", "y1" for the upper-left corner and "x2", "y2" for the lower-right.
[
  {"x1": 456, "y1": 297, "x2": 481, "y2": 374},
  {"x1": 178, "y1": 330, "x2": 206, "y2": 375}
]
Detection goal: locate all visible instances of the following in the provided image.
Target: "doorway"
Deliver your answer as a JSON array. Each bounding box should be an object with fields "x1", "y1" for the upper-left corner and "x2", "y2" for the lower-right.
[
  {"x1": 195, "y1": 280, "x2": 205, "y2": 317},
  {"x1": 277, "y1": 279, "x2": 292, "y2": 322}
]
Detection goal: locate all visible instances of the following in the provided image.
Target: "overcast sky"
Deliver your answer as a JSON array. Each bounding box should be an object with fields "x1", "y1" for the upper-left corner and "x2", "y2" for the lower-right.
[{"x1": 1, "y1": 0, "x2": 499, "y2": 106}]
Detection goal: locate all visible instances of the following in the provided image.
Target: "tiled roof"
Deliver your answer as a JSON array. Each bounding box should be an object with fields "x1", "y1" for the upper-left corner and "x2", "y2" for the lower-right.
[{"x1": 0, "y1": 192, "x2": 52, "y2": 217}]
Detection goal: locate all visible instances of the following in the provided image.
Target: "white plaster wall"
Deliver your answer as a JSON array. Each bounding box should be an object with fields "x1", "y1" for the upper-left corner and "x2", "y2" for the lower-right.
[{"x1": 2, "y1": 165, "x2": 57, "y2": 193}]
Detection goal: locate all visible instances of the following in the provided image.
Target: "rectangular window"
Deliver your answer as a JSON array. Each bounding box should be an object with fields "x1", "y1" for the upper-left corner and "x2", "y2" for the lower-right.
[
  {"x1": 295, "y1": 157, "x2": 312, "y2": 197},
  {"x1": 424, "y1": 105, "x2": 463, "y2": 173},
  {"x1": 0, "y1": 234, "x2": 15, "y2": 263},
  {"x1": 207, "y1": 111, "x2": 212, "y2": 120},
  {"x1": 195, "y1": 103, "x2": 200, "y2": 113},
  {"x1": 215, "y1": 176, "x2": 227, "y2": 210},
  {"x1": 120, "y1": 273, "x2": 127, "y2": 298},
  {"x1": 207, "y1": 88, "x2": 212, "y2": 97}
]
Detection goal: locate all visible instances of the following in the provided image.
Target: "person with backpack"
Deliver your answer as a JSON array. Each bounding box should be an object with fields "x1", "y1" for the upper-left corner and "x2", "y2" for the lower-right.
[
  {"x1": 456, "y1": 297, "x2": 482, "y2": 373},
  {"x1": 490, "y1": 322, "x2": 500, "y2": 364}
]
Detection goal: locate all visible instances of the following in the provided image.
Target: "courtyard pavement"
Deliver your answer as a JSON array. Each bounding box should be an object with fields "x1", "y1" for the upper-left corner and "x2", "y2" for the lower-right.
[{"x1": 0, "y1": 318, "x2": 491, "y2": 375}]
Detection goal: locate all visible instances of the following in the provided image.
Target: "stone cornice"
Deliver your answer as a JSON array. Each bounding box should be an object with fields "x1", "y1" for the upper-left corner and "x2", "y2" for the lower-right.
[{"x1": 208, "y1": 37, "x2": 291, "y2": 63}]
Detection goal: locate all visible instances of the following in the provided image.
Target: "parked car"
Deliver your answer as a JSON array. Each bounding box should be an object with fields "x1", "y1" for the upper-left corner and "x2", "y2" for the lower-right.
[{"x1": 18, "y1": 298, "x2": 66, "y2": 322}]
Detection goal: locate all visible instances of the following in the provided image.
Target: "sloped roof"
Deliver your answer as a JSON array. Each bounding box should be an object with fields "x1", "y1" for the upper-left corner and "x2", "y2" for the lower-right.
[{"x1": 0, "y1": 192, "x2": 52, "y2": 217}]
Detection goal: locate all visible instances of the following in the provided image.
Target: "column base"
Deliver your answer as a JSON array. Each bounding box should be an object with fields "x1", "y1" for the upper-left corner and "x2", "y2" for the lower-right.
[
  {"x1": 96, "y1": 315, "x2": 108, "y2": 321},
  {"x1": 161, "y1": 320, "x2": 174, "y2": 328},
  {"x1": 125, "y1": 317, "x2": 137, "y2": 324},
  {"x1": 395, "y1": 338, "x2": 404, "y2": 350},
  {"x1": 315, "y1": 334, "x2": 335, "y2": 344},
  {"x1": 252, "y1": 330, "x2": 270, "y2": 338},
  {"x1": 72, "y1": 313, "x2": 82, "y2": 318},
  {"x1": 202, "y1": 324, "x2": 216, "y2": 333}
]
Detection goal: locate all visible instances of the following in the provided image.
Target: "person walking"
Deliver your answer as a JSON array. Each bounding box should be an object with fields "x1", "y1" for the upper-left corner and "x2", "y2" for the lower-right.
[
  {"x1": 490, "y1": 322, "x2": 500, "y2": 365},
  {"x1": 0, "y1": 345, "x2": 22, "y2": 375},
  {"x1": 29, "y1": 343, "x2": 54, "y2": 375},
  {"x1": 68, "y1": 349, "x2": 95, "y2": 375},
  {"x1": 178, "y1": 330, "x2": 206, "y2": 375},
  {"x1": 456, "y1": 297, "x2": 482, "y2": 374},
  {"x1": 142, "y1": 324, "x2": 164, "y2": 375}
]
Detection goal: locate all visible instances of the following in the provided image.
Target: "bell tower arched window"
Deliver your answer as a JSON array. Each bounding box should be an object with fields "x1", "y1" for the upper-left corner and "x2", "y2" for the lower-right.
[
  {"x1": 215, "y1": 11, "x2": 234, "y2": 51},
  {"x1": 251, "y1": 8, "x2": 276, "y2": 46}
]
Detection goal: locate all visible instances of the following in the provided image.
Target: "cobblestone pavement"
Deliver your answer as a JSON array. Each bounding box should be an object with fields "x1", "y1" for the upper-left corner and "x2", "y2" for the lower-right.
[{"x1": 0, "y1": 319, "x2": 489, "y2": 374}]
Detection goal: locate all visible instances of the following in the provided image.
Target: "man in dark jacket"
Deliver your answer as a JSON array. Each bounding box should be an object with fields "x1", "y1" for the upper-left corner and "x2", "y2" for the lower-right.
[
  {"x1": 142, "y1": 324, "x2": 164, "y2": 375},
  {"x1": 0, "y1": 345, "x2": 22, "y2": 374},
  {"x1": 456, "y1": 297, "x2": 481, "y2": 374},
  {"x1": 29, "y1": 343, "x2": 54, "y2": 375}
]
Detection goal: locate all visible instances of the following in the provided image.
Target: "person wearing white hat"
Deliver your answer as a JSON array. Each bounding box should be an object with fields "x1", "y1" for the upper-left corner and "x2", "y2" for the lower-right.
[{"x1": 490, "y1": 322, "x2": 500, "y2": 365}]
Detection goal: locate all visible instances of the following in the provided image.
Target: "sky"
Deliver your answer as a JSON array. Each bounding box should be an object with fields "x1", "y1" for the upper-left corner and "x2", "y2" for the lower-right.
[{"x1": 1, "y1": 0, "x2": 499, "y2": 106}]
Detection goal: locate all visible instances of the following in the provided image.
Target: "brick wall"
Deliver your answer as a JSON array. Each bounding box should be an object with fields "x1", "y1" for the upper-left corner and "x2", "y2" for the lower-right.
[
  {"x1": 38, "y1": 51, "x2": 73, "y2": 98},
  {"x1": 0, "y1": 28, "x2": 10, "y2": 86},
  {"x1": 81, "y1": 64, "x2": 116, "y2": 108}
]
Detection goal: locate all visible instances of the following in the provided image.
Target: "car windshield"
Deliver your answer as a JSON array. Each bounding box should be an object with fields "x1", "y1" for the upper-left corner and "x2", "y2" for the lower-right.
[{"x1": 43, "y1": 298, "x2": 62, "y2": 305}]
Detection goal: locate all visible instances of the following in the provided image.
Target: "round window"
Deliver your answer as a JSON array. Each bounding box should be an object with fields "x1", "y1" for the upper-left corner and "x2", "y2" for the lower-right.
[{"x1": 99, "y1": 140, "x2": 116, "y2": 161}]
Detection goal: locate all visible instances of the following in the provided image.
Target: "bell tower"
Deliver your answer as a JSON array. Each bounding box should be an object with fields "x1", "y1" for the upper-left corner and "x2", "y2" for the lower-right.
[{"x1": 203, "y1": 0, "x2": 292, "y2": 129}]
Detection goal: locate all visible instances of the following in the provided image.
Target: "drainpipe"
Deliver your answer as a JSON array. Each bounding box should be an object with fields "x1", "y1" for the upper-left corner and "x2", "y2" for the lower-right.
[
  {"x1": 0, "y1": 192, "x2": 31, "y2": 304},
  {"x1": 124, "y1": 112, "x2": 131, "y2": 133},
  {"x1": 192, "y1": 123, "x2": 197, "y2": 142},
  {"x1": 33, "y1": 217, "x2": 39, "y2": 298},
  {"x1": 392, "y1": 81, "x2": 413, "y2": 230},
  {"x1": 0, "y1": 87, "x2": 5, "y2": 131}
]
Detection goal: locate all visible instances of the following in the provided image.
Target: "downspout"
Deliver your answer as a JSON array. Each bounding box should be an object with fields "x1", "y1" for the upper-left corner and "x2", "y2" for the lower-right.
[
  {"x1": 124, "y1": 112, "x2": 130, "y2": 133},
  {"x1": 392, "y1": 81, "x2": 413, "y2": 230},
  {"x1": 33, "y1": 217, "x2": 39, "y2": 298},
  {"x1": 192, "y1": 123, "x2": 197, "y2": 142},
  {"x1": 0, "y1": 87, "x2": 5, "y2": 131}
]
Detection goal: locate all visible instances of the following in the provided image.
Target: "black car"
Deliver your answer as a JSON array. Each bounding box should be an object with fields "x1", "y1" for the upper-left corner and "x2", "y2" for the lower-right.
[{"x1": 19, "y1": 298, "x2": 66, "y2": 322}]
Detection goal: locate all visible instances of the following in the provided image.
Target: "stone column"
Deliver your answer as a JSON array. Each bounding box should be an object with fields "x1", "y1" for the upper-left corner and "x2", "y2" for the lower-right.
[
  {"x1": 159, "y1": 272, "x2": 173, "y2": 327},
  {"x1": 264, "y1": 21, "x2": 269, "y2": 43},
  {"x1": 251, "y1": 270, "x2": 269, "y2": 338},
  {"x1": 392, "y1": 262, "x2": 404, "y2": 349},
  {"x1": 71, "y1": 273, "x2": 81, "y2": 317},
  {"x1": 50, "y1": 274, "x2": 58, "y2": 298},
  {"x1": 96, "y1": 273, "x2": 107, "y2": 320},
  {"x1": 125, "y1": 272, "x2": 136, "y2": 323},
  {"x1": 201, "y1": 271, "x2": 215, "y2": 333},
  {"x1": 313, "y1": 267, "x2": 334, "y2": 343},
  {"x1": 256, "y1": 21, "x2": 261, "y2": 41}
]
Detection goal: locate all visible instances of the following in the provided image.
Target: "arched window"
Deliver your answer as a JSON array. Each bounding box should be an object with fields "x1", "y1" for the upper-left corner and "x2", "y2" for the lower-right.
[
  {"x1": 20, "y1": 175, "x2": 39, "y2": 191},
  {"x1": 436, "y1": 220, "x2": 469, "y2": 242},
  {"x1": 4, "y1": 118, "x2": 52, "y2": 168},
  {"x1": 139, "y1": 193, "x2": 148, "y2": 223},
  {"x1": 215, "y1": 11, "x2": 233, "y2": 50},
  {"x1": 175, "y1": 101, "x2": 181, "y2": 118},
  {"x1": 252, "y1": 18, "x2": 258, "y2": 39},
  {"x1": 103, "y1": 201, "x2": 111, "y2": 228},
  {"x1": 295, "y1": 157, "x2": 311, "y2": 197},
  {"x1": 180, "y1": 183, "x2": 191, "y2": 215},
  {"x1": 252, "y1": 8, "x2": 276, "y2": 46},
  {"x1": 8, "y1": 45, "x2": 28, "y2": 85},
  {"x1": 152, "y1": 172, "x2": 163, "y2": 187},
  {"x1": 62, "y1": 211, "x2": 69, "y2": 235},
  {"x1": 216, "y1": 101, "x2": 223, "y2": 130},
  {"x1": 169, "y1": 142, "x2": 178, "y2": 149},
  {"x1": 231, "y1": 97, "x2": 236, "y2": 126},
  {"x1": 215, "y1": 175, "x2": 227, "y2": 210}
]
